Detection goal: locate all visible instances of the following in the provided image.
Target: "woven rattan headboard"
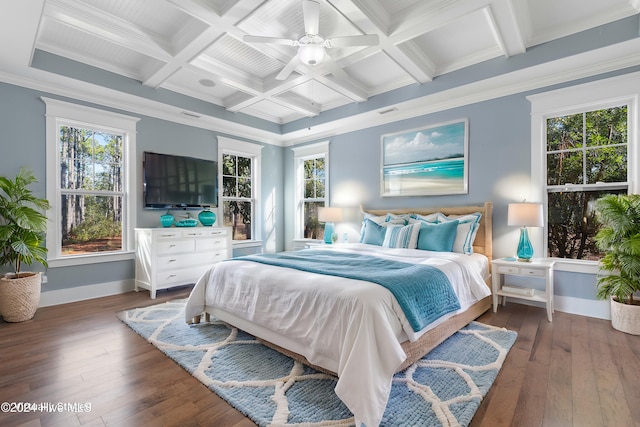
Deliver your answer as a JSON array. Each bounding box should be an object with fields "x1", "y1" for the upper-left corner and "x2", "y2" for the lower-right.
[{"x1": 362, "y1": 201, "x2": 493, "y2": 264}]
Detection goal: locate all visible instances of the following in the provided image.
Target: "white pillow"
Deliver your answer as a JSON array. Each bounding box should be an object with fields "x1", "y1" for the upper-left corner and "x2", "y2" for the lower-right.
[
  {"x1": 437, "y1": 212, "x2": 482, "y2": 254},
  {"x1": 385, "y1": 213, "x2": 411, "y2": 225},
  {"x1": 382, "y1": 222, "x2": 421, "y2": 249},
  {"x1": 411, "y1": 212, "x2": 439, "y2": 223}
]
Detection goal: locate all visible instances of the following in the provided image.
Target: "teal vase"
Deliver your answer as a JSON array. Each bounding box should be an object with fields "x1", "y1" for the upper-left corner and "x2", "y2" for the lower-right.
[
  {"x1": 516, "y1": 227, "x2": 534, "y2": 261},
  {"x1": 160, "y1": 213, "x2": 174, "y2": 227},
  {"x1": 198, "y1": 209, "x2": 216, "y2": 226}
]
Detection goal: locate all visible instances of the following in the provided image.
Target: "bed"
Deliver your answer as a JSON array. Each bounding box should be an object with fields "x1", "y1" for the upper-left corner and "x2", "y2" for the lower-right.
[{"x1": 184, "y1": 202, "x2": 493, "y2": 427}]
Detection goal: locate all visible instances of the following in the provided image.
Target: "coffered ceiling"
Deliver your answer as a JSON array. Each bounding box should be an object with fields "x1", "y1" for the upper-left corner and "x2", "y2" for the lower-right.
[
  {"x1": 12, "y1": 0, "x2": 636, "y2": 126},
  {"x1": 0, "y1": 0, "x2": 640, "y2": 144}
]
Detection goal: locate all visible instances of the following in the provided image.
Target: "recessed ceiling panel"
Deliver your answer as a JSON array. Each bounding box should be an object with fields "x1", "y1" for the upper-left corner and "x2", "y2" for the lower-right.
[
  {"x1": 376, "y1": 0, "x2": 425, "y2": 17},
  {"x1": 80, "y1": 0, "x2": 196, "y2": 42},
  {"x1": 238, "y1": 0, "x2": 305, "y2": 40},
  {"x1": 240, "y1": 99, "x2": 306, "y2": 123},
  {"x1": 409, "y1": 9, "x2": 501, "y2": 74},
  {"x1": 285, "y1": 80, "x2": 350, "y2": 109},
  {"x1": 162, "y1": 68, "x2": 238, "y2": 104},
  {"x1": 344, "y1": 52, "x2": 412, "y2": 93},
  {"x1": 38, "y1": 18, "x2": 162, "y2": 81},
  {"x1": 202, "y1": 34, "x2": 284, "y2": 79}
]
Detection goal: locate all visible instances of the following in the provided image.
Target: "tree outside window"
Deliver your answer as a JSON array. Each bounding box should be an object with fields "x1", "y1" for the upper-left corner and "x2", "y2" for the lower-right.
[
  {"x1": 303, "y1": 157, "x2": 325, "y2": 239},
  {"x1": 546, "y1": 106, "x2": 628, "y2": 260},
  {"x1": 222, "y1": 153, "x2": 253, "y2": 240},
  {"x1": 59, "y1": 126, "x2": 124, "y2": 255}
]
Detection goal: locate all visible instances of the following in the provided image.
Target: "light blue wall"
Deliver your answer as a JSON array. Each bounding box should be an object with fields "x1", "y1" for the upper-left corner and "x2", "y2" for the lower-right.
[
  {"x1": 284, "y1": 68, "x2": 640, "y2": 303},
  {"x1": 0, "y1": 82, "x2": 283, "y2": 294}
]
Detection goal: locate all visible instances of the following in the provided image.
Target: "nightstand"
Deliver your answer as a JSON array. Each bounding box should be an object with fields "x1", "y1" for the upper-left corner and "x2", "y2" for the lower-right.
[{"x1": 491, "y1": 258, "x2": 556, "y2": 322}]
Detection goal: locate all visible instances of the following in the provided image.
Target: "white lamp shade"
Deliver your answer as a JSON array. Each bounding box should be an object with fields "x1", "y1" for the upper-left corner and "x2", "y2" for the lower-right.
[
  {"x1": 318, "y1": 207, "x2": 343, "y2": 223},
  {"x1": 508, "y1": 203, "x2": 544, "y2": 227}
]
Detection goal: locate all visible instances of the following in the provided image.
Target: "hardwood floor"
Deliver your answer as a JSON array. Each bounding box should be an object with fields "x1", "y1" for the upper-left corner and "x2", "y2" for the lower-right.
[{"x1": 1, "y1": 288, "x2": 639, "y2": 427}]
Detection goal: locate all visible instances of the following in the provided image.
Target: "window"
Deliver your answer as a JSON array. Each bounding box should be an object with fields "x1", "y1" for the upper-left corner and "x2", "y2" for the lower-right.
[
  {"x1": 218, "y1": 137, "x2": 262, "y2": 242},
  {"x1": 546, "y1": 107, "x2": 628, "y2": 260},
  {"x1": 293, "y1": 142, "x2": 329, "y2": 240},
  {"x1": 43, "y1": 98, "x2": 138, "y2": 266},
  {"x1": 529, "y1": 72, "x2": 639, "y2": 267}
]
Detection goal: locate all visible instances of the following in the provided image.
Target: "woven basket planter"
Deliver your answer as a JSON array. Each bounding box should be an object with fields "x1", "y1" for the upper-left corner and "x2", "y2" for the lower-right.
[
  {"x1": 610, "y1": 297, "x2": 640, "y2": 335},
  {"x1": 0, "y1": 272, "x2": 41, "y2": 322}
]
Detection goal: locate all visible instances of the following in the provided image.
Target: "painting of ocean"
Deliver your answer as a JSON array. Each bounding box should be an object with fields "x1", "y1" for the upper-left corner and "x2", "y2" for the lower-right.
[{"x1": 381, "y1": 119, "x2": 468, "y2": 196}]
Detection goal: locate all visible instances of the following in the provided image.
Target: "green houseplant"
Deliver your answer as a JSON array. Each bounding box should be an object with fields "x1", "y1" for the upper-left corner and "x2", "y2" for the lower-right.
[
  {"x1": 0, "y1": 168, "x2": 50, "y2": 322},
  {"x1": 594, "y1": 193, "x2": 640, "y2": 335}
]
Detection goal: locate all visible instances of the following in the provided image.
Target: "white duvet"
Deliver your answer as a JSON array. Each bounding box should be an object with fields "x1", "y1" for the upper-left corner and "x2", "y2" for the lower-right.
[{"x1": 184, "y1": 243, "x2": 491, "y2": 427}]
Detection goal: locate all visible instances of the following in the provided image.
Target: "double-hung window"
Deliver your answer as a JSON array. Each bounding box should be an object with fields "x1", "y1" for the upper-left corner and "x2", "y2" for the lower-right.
[
  {"x1": 218, "y1": 137, "x2": 262, "y2": 243},
  {"x1": 529, "y1": 72, "x2": 639, "y2": 267},
  {"x1": 293, "y1": 142, "x2": 329, "y2": 240},
  {"x1": 43, "y1": 98, "x2": 138, "y2": 266}
]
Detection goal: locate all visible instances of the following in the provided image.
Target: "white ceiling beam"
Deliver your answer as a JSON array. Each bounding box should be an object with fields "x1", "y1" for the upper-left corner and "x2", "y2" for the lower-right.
[
  {"x1": 488, "y1": 0, "x2": 526, "y2": 56},
  {"x1": 226, "y1": 74, "x2": 317, "y2": 115},
  {"x1": 0, "y1": 0, "x2": 44, "y2": 70},
  {"x1": 44, "y1": 0, "x2": 173, "y2": 62},
  {"x1": 145, "y1": 0, "x2": 272, "y2": 88}
]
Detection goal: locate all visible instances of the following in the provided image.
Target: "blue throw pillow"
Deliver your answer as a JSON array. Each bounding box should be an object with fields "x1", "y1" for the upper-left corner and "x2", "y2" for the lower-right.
[
  {"x1": 360, "y1": 218, "x2": 386, "y2": 246},
  {"x1": 417, "y1": 220, "x2": 459, "y2": 252}
]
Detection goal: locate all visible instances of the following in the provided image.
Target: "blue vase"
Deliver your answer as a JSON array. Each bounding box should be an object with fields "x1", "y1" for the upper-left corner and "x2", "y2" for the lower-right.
[
  {"x1": 160, "y1": 213, "x2": 174, "y2": 227},
  {"x1": 516, "y1": 227, "x2": 534, "y2": 261},
  {"x1": 198, "y1": 209, "x2": 216, "y2": 227}
]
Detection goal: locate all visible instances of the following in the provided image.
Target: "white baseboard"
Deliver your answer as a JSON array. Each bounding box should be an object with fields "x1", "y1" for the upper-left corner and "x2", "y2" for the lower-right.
[
  {"x1": 39, "y1": 279, "x2": 136, "y2": 307},
  {"x1": 554, "y1": 295, "x2": 610, "y2": 320}
]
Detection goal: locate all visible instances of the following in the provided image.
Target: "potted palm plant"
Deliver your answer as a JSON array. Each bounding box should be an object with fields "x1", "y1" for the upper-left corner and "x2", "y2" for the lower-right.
[
  {"x1": 0, "y1": 168, "x2": 49, "y2": 322},
  {"x1": 594, "y1": 193, "x2": 640, "y2": 335}
]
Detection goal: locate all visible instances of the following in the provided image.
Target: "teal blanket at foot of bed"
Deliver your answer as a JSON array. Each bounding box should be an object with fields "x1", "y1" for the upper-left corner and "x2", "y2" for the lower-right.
[{"x1": 233, "y1": 249, "x2": 460, "y2": 331}]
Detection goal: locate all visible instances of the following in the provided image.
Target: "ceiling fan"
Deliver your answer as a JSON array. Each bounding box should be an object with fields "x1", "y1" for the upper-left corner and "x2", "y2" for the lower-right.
[{"x1": 243, "y1": 0, "x2": 379, "y2": 80}]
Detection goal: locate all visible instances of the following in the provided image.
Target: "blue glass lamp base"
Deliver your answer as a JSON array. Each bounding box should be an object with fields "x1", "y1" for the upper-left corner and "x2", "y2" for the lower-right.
[
  {"x1": 323, "y1": 222, "x2": 334, "y2": 244},
  {"x1": 516, "y1": 227, "x2": 534, "y2": 262}
]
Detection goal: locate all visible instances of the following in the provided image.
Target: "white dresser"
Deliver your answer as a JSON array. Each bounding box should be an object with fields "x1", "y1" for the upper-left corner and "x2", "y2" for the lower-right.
[{"x1": 134, "y1": 227, "x2": 232, "y2": 298}]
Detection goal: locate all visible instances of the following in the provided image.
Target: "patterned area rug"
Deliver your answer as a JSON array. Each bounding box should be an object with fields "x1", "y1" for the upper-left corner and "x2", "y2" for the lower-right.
[{"x1": 119, "y1": 300, "x2": 517, "y2": 427}]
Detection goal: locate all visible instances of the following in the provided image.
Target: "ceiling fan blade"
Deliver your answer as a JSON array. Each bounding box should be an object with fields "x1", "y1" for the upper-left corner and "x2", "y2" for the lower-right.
[
  {"x1": 302, "y1": 0, "x2": 320, "y2": 35},
  {"x1": 276, "y1": 55, "x2": 302, "y2": 80},
  {"x1": 325, "y1": 34, "x2": 379, "y2": 48},
  {"x1": 322, "y1": 55, "x2": 350, "y2": 81},
  {"x1": 243, "y1": 35, "x2": 298, "y2": 46}
]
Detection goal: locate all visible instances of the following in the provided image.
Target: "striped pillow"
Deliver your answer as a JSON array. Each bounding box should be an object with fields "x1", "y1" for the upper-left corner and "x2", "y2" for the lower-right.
[
  {"x1": 436, "y1": 212, "x2": 482, "y2": 254},
  {"x1": 382, "y1": 222, "x2": 421, "y2": 249}
]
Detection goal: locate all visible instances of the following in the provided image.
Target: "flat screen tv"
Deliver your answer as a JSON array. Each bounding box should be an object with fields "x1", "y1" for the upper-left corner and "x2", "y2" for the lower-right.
[{"x1": 143, "y1": 151, "x2": 217, "y2": 209}]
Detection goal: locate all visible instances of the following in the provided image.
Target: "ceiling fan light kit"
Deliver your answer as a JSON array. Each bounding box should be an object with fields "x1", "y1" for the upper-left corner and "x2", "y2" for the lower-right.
[{"x1": 298, "y1": 38, "x2": 325, "y2": 65}]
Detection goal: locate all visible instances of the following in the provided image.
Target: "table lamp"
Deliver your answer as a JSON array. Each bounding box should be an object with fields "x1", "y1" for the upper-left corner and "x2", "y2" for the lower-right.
[
  {"x1": 508, "y1": 202, "x2": 543, "y2": 262},
  {"x1": 318, "y1": 207, "x2": 343, "y2": 244}
]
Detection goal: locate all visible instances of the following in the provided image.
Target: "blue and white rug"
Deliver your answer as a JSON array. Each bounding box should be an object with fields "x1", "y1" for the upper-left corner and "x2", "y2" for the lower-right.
[{"x1": 119, "y1": 300, "x2": 517, "y2": 427}]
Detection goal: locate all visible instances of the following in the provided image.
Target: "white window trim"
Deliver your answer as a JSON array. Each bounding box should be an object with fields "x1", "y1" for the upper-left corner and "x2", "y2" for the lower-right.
[
  {"x1": 218, "y1": 136, "x2": 263, "y2": 246},
  {"x1": 292, "y1": 141, "x2": 330, "y2": 240},
  {"x1": 42, "y1": 97, "x2": 139, "y2": 267},
  {"x1": 527, "y1": 71, "x2": 640, "y2": 273}
]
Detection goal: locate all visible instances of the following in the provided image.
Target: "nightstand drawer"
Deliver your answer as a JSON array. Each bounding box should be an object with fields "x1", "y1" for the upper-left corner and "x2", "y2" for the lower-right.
[
  {"x1": 497, "y1": 265, "x2": 544, "y2": 277},
  {"x1": 520, "y1": 267, "x2": 544, "y2": 277},
  {"x1": 497, "y1": 265, "x2": 519, "y2": 275}
]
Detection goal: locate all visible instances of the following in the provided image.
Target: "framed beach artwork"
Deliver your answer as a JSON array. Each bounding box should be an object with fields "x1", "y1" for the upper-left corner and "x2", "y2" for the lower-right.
[{"x1": 381, "y1": 118, "x2": 468, "y2": 197}]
